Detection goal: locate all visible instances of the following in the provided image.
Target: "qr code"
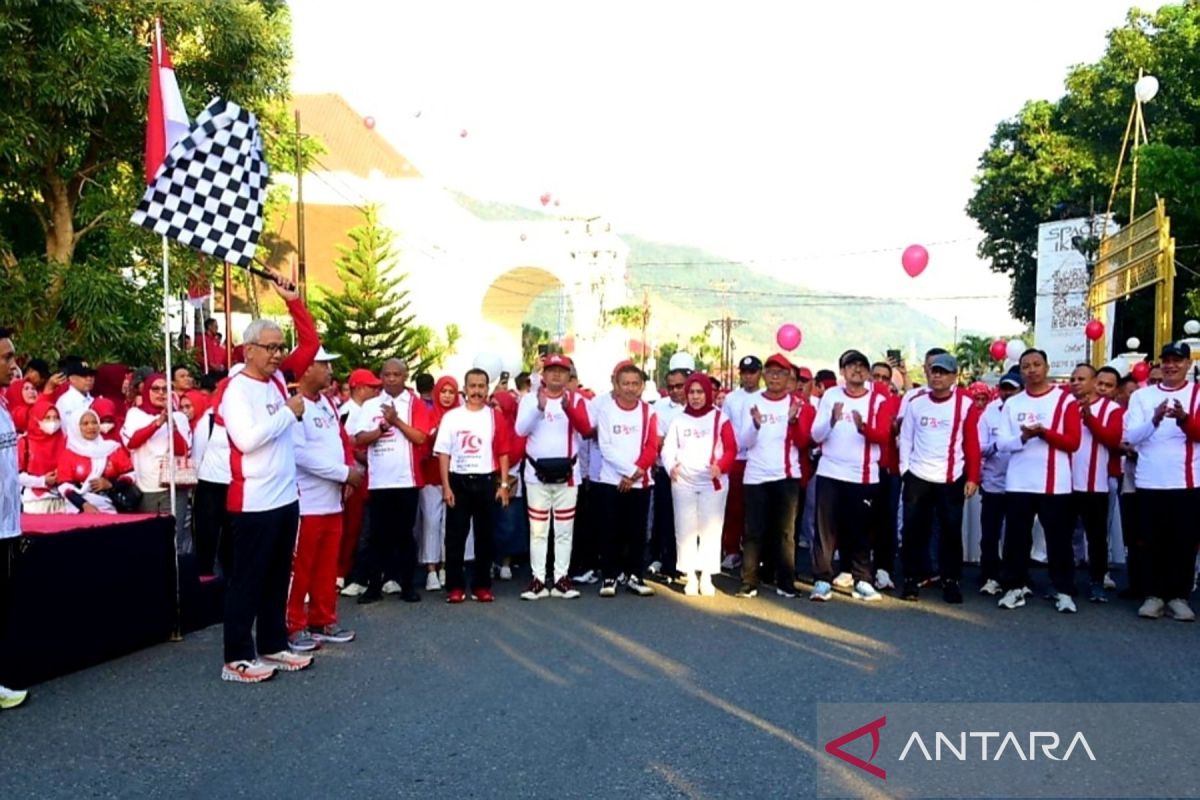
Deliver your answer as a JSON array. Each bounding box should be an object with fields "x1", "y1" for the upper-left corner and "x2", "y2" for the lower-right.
[{"x1": 1051, "y1": 268, "x2": 1089, "y2": 330}]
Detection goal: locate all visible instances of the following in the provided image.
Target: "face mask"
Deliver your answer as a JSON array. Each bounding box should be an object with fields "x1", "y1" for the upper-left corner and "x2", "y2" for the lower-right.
[
  {"x1": 99, "y1": 422, "x2": 115, "y2": 434},
  {"x1": 39, "y1": 419, "x2": 61, "y2": 435}
]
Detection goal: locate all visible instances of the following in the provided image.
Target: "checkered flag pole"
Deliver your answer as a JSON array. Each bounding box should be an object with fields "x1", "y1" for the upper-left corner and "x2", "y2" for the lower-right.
[{"x1": 131, "y1": 98, "x2": 270, "y2": 268}]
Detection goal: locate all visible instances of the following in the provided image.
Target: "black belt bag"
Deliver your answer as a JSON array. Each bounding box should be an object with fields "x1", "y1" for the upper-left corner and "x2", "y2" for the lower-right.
[{"x1": 529, "y1": 456, "x2": 575, "y2": 484}]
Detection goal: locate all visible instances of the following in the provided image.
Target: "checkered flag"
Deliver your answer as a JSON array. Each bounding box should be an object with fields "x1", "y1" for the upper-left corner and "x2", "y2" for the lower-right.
[{"x1": 131, "y1": 98, "x2": 269, "y2": 268}]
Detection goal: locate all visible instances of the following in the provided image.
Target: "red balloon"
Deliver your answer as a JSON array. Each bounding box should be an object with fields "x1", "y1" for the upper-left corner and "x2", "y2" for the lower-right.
[
  {"x1": 1132, "y1": 361, "x2": 1150, "y2": 382},
  {"x1": 539, "y1": 193, "x2": 551, "y2": 207},
  {"x1": 902, "y1": 244, "x2": 929, "y2": 278},
  {"x1": 776, "y1": 323, "x2": 802, "y2": 351},
  {"x1": 989, "y1": 339, "x2": 1008, "y2": 361},
  {"x1": 1085, "y1": 319, "x2": 1105, "y2": 341},
  {"x1": 363, "y1": 116, "x2": 376, "y2": 129}
]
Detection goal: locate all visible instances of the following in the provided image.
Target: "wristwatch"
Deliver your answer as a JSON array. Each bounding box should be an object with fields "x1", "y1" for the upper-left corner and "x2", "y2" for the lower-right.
[{"x1": 499, "y1": 481, "x2": 511, "y2": 490}]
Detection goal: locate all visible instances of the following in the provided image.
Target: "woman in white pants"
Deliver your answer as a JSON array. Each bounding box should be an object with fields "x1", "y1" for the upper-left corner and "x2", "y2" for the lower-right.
[{"x1": 662, "y1": 374, "x2": 737, "y2": 596}]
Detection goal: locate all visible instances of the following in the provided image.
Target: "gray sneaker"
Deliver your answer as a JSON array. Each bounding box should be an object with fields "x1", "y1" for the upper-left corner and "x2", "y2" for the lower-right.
[
  {"x1": 625, "y1": 575, "x2": 655, "y2": 597},
  {"x1": 310, "y1": 624, "x2": 355, "y2": 644},
  {"x1": 1167, "y1": 598, "x2": 1196, "y2": 622},
  {"x1": 287, "y1": 630, "x2": 321, "y2": 652}
]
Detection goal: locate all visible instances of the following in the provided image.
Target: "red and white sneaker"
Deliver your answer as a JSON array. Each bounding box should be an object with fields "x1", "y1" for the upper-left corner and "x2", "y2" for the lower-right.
[
  {"x1": 260, "y1": 650, "x2": 313, "y2": 672},
  {"x1": 221, "y1": 660, "x2": 276, "y2": 683},
  {"x1": 471, "y1": 587, "x2": 495, "y2": 603},
  {"x1": 550, "y1": 577, "x2": 580, "y2": 599},
  {"x1": 446, "y1": 588, "x2": 467, "y2": 604},
  {"x1": 520, "y1": 578, "x2": 549, "y2": 601}
]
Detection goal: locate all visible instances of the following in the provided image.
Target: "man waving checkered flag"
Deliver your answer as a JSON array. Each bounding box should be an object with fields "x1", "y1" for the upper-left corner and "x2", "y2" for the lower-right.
[{"x1": 131, "y1": 97, "x2": 269, "y2": 267}]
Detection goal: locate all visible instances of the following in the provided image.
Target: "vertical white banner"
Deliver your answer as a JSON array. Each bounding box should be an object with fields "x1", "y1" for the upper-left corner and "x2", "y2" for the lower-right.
[{"x1": 1034, "y1": 216, "x2": 1119, "y2": 376}]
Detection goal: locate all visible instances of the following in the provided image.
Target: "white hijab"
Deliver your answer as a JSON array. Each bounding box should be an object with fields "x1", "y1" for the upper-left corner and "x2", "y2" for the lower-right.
[{"x1": 65, "y1": 407, "x2": 120, "y2": 460}]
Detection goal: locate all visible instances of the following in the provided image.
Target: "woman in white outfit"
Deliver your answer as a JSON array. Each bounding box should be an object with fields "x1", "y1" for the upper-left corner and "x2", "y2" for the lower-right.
[{"x1": 662, "y1": 373, "x2": 738, "y2": 596}]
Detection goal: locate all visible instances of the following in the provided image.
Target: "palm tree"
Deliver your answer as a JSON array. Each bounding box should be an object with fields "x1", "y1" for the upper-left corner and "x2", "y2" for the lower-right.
[{"x1": 954, "y1": 335, "x2": 996, "y2": 379}]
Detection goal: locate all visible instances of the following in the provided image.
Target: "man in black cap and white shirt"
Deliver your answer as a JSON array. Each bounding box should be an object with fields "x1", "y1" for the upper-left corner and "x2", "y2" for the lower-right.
[
  {"x1": 55, "y1": 359, "x2": 95, "y2": 419},
  {"x1": 1124, "y1": 341, "x2": 1200, "y2": 621},
  {"x1": 720, "y1": 355, "x2": 762, "y2": 569}
]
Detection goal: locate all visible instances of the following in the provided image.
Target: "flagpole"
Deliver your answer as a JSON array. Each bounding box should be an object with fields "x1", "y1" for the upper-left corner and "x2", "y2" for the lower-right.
[
  {"x1": 224, "y1": 262, "x2": 234, "y2": 369},
  {"x1": 162, "y1": 235, "x2": 181, "y2": 644}
]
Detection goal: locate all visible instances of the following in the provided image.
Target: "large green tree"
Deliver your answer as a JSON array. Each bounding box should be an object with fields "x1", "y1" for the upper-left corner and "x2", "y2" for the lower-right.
[
  {"x1": 967, "y1": 2, "x2": 1200, "y2": 338},
  {"x1": 0, "y1": 0, "x2": 293, "y2": 363}
]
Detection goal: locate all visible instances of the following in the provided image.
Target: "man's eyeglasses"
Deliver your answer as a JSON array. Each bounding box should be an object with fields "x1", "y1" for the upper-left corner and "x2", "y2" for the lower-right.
[
  {"x1": 249, "y1": 342, "x2": 286, "y2": 354},
  {"x1": 667, "y1": 383, "x2": 686, "y2": 391}
]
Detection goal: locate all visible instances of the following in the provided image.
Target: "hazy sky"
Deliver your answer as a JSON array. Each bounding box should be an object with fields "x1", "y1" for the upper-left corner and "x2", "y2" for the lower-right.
[{"x1": 290, "y1": 0, "x2": 1163, "y2": 334}]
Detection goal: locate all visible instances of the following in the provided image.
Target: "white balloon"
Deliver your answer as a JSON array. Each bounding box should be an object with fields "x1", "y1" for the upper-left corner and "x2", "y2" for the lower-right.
[
  {"x1": 1184, "y1": 320, "x2": 1200, "y2": 336},
  {"x1": 503, "y1": 355, "x2": 524, "y2": 376},
  {"x1": 668, "y1": 351, "x2": 696, "y2": 372},
  {"x1": 1126, "y1": 337, "x2": 1141, "y2": 350},
  {"x1": 1005, "y1": 339, "x2": 1026, "y2": 362},
  {"x1": 472, "y1": 352, "x2": 504, "y2": 382},
  {"x1": 1135, "y1": 75, "x2": 1159, "y2": 104}
]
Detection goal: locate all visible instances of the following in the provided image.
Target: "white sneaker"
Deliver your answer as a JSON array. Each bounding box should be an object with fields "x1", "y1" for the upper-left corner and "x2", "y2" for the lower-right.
[
  {"x1": 1054, "y1": 593, "x2": 1077, "y2": 614},
  {"x1": 998, "y1": 589, "x2": 1027, "y2": 609},
  {"x1": 874, "y1": 569, "x2": 895, "y2": 590},
  {"x1": 721, "y1": 553, "x2": 741, "y2": 570},
  {"x1": 699, "y1": 573, "x2": 716, "y2": 597},
  {"x1": 1138, "y1": 596, "x2": 1165, "y2": 619},
  {"x1": 832, "y1": 572, "x2": 854, "y2": 590},
  {"x1": 853, "y1": 581, "x2": 882, "y2": 602},
  {"x1": 979, "y1": 579, "x2": 1002, "y2": 596},
  {"x1": 381, "y1": 580, "x2": 403, "y2": 595},
  {"x1": 647, "y1": 560, "x2": 662, "y2": 575},
  {"x1": 0, "y1": 684, "x2": 28, "y2": 709},
  {"x1": 1103, "y1": 572, "x2": 1117, "y2": 590},
  {"x1": 625, "y1": 575, "x2": 655, "y2": 596},
  {"x1": 339, "y1": 582, "x2": 367, "y2": 597},
  {"x1": 683, "y1": 574, "x2": 699, "y2": 596},
  {"x1": 438, "y1": 568, "x2": 446, "y2": 586},
  {"x1": 1167, "y1": 598, "x2": 1196, "y2": 621},
  {"x1": 260, "y1": 650, "x2": 314, "y2": 672},
  {"x1": 335, "y1": 577, "x2": 345, "y2": 590},
  {"x1": 425, "y1": 571, "x2": 442, "y2": 592},
  {"x1": 221, "y1": 660, "x2": 276, "y2": 684},
  {"x1": 499, "y1": 565, "x2": 514, "y2": 581},
  {"x1": 571, "y1": 569, "x2": 599, "y2": 585}
]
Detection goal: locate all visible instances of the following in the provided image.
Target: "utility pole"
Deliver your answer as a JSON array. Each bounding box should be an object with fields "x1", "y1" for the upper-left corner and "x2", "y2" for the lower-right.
[
  {"x1": 294, "y1": 109, "x2": 307, "y2": 302},
  {"x1": 708, "y1": 279, "x2": 745, "y2": 387}
]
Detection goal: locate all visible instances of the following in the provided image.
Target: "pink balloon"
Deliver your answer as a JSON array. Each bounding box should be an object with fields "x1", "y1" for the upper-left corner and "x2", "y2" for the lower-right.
[
  {"x1": 1131, "y1": 361, "x2": 1150, "y2": 382},
  {"x1": 989, "y1": 339, "x2": 1008, "y2": 361},
  {"x1": 539, "y1": 193, "x2": 551, "y2": 207},
  {"x1": 459, "y1": 129, "x2": 468, "y2": 138},
  {"x1": 776, "y1": 323, "x2": 802, "y2": 351},
  {"x1": 1085, "y1": 319, "x2": 1104, "y2": 341},
  {"x1": 902, "y1": 244, "x2": 929, "y2": 278},
  {"x1": 363, "y1": 116, "x2": 376, "y2": 129}
]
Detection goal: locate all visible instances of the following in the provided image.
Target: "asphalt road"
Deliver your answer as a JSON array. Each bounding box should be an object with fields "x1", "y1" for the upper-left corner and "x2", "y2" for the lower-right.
[{"x1": 1, "y1": 564, "x2": 1198, "y2": 799}]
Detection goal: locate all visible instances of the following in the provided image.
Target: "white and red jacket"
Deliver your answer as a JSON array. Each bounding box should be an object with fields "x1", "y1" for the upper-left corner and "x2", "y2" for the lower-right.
[
  {"x1": 811, "y1": 385, "x2": 893, "y2": 485},
  {"x1": 661, "y1": 408, "x2": 738, "y2": 490},
  {"x1": 120, "y1": 405, "x2": 191, "y2": 494},
  {"x1": 221, "y1": 297, "x2": 319, "y2": 512},
  {"x1": 739, "y1": 392, "x2": 814, "y2": 485},
  {"x1": 899, "y1": 388, "x2": 982, "y2": 485},
  {"x1": 1071, "y1": 396, "x2": 1123, "y2": 493},
  {"x1": 978, "y1": 397, "x2": 1011, "y2": 494},
  {"x1": 350, "y1": 388, "x2": 432, "y2": 490},
  {"x1": 1124, "y1": 382, "x2": 1200, "y2": 490},
  {"x1": 293, "y1": 392, "x2": 354, "y2": 515},
  {"x1": 515, "y1": 389, "x2": 593, "y2": 487},
  {"x1": 593, "y1": 394, "x2": 658, "y2": 488},
  {"x1": 433, "y1": 405, "x2": 511, "y2": 475},
  {"x1": 997, "y1": 385, "x2": 1081, "y2": 495}
]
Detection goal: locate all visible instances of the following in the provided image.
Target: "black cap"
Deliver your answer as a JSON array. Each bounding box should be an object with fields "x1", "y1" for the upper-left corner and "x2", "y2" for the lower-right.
[
  {"x1": 998, "y1": 370, "x2": 1024, "y2": 389},
  {"x1": 63, "y1": 360, "x2": 96, "y2": 378},
  {"x1": 738, "y1": 355, "x2": 762, "y2": 372},
  {"x1": 838, "y1": 349, "x2": 869, "y2": 369},
  {"x1": 1160, "y1": 341, "x2": 1191, "y2": 360}
]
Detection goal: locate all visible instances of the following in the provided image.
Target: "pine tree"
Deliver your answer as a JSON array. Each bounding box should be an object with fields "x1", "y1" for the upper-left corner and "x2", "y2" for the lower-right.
[{"x1": 314, "y1": 205, "x2": 421, "y2": 373}]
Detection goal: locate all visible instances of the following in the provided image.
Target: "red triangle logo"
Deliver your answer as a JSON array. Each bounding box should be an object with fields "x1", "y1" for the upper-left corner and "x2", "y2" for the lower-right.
[{"x1": 824, "y1": 716, "x2": 887, "y2": 780}]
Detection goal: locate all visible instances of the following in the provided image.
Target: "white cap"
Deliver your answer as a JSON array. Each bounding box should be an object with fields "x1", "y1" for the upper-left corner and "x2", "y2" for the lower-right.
[
  {"x1": 314, "y1": 346, "x2": 340, "y2": 362},
  {"x1": 668, "y1": 352, "x2": 696, "y2": 372}
]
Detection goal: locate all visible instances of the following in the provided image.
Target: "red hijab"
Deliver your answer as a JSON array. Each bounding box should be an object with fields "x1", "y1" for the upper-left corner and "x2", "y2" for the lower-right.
[
  {"x1": 184, "y1": 389, "x2": 210, "y2": 430},
  {"x1": 141, "y1": 372, "x2": 168, "y2": 411},
  {"x1": 682, "y1": 373, "x2": 716, "y2": 418},
  {"x1": 431, "y1": 376, "x2": 461, "y2": 425},
  {"x1": 90, "y1": 397, "x2": 122, "y2": 442},
  {"x1": 22, "y1": 398, "x2": 64, "y2": 475}
]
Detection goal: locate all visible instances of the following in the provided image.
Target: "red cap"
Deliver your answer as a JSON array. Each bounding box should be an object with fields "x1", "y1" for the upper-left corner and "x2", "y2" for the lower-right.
[
  {"x1": 611, "y1": 358, "x2": 635, "y2": 376},
  {"x1": 797, "y1": 367, "x2": 813, "y2": 380},
  {"x1": 348, "y1": 368, "x2": 383, "y2": 388},
  {"x1": 764, "y1": 353, "x2": 793, "y2": 371},
  {"x1": 542, "y1": 353, "x2": 573, "y2": 370}
]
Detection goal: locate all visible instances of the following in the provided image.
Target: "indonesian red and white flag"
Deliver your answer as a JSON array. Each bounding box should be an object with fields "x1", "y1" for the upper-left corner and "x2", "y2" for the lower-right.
[{"x1": 143, "y1": 18, "x2": 190, "y2": 184}]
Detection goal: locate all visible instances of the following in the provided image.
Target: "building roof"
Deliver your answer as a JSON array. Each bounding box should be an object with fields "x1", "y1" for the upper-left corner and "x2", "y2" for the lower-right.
[{"x1": 291, "y1": 94, "x2": 421, "y2": 179}]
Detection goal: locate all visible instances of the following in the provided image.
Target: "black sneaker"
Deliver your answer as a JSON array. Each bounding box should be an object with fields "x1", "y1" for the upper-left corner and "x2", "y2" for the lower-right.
[
  {"x1": 625, "y1": 575, "x2": 655, "y2": 596},
  {"x1": 357, "y1": 589, "x2": 382, "y2": 605},
  {"x1": 400, "y1": 589, "x2": 421, "y2": 603},
  {"x1": 1088, "y1": 583, "x2": 1108, "y2": 603},
  {"x1": 599, "y1": 579, "x2": 618, "y2": 598},
  {"x1": 901, "y1": 578, "x2": 919, "y2": 602},
  {"x1": 942, "y1": 579, "x2": 963, "y2": 605},
  {"x1": 734, "y1": 584, "x2": 758, "y2": 598}
]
